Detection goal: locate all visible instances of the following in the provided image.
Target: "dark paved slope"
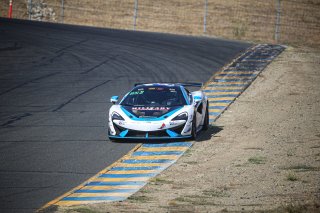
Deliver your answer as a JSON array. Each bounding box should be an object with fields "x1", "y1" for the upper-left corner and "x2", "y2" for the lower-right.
[{"x1": 0, "y1": 18, "x2": 251, "y2": 212}]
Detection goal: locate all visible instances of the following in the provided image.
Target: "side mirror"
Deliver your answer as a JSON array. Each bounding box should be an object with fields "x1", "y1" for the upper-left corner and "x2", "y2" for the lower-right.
[
  {"x1": 110, "y1": 96, "x2": 119, "y2": 104},
  {"x1": 193, "y1": 96, "x2": 202, "y2": 103}
]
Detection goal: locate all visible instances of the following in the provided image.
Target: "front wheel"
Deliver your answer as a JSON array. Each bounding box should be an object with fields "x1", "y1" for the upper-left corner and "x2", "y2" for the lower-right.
[
  {"x1": 203, "y1": 102, "x2": 209, "y2": 131},
  {"x1": 191, "y1": 114, "x2": 197, "y2": 140}
]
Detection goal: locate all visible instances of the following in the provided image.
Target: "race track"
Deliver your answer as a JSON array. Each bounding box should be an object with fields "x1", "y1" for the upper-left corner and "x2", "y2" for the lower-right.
[{"x1": 0, "y1": 18, "x2": 250, "y2": 212}]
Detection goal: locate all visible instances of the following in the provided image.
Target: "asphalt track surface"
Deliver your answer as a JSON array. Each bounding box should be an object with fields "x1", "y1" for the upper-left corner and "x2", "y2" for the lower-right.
[{"x1": 0, "y1": 18, "x2": 251, "y2": 212}]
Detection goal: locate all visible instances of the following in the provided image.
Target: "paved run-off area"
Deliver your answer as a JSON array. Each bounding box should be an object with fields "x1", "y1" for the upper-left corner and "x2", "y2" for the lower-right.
[{"x1": 56, "y1": 46, "x2": 320, "y2": 212}]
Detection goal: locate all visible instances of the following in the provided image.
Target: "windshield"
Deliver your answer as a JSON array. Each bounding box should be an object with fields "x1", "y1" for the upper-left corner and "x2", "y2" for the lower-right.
[{"x1": 121, "y1": 85, "x2": 187, "y2": 107}]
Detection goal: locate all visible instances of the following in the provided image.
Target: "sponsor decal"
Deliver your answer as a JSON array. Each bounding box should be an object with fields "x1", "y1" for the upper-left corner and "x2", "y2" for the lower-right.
[
  {"x1": 148, "y1": 87, "x2": 164, "y2": 91},
  {"x1": 118, "y1": 121, "x2": 125, "y2": 126},
  {"x1": 169, "y1": 121, "x2": 176, "y2": 125},
  {"x1": 158, "y1": 123, "x2": 166, "y2": 129},
  {"x1": 129, "y1": 90, "x2": 144, "y2": 95},
  {"x1": 132, "y1": 107, "x2": 170, "y2": 111}
]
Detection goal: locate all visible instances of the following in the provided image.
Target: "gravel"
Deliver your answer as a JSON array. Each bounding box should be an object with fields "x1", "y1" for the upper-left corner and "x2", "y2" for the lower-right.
[{"x1": 58, "y1": 46, "x2": 320, "y2": 213}]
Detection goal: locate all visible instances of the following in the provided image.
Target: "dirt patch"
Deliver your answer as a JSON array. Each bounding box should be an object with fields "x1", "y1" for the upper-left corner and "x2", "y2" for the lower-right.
[{"x1": 56, "y1": 46, "x2": 320, "y2": 212}]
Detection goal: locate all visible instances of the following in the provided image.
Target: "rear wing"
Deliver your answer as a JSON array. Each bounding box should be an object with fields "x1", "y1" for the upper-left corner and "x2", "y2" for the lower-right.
[
  {"x1": 177, "y1": 82, "x2": 203, "y2": 87},
  {"x1": 134, "y1": 82, "x2": 203, "y2": 87}
]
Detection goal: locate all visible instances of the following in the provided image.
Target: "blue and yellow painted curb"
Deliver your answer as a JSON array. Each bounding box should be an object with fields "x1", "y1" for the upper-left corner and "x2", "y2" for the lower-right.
[
  {"x1": 39, "y1": 44, "x2": 284, "y2": 210},
  {"x1": 204, "y1": 44, "x2": 285, "y2": 122},
  {"x1": 39, "y1": 142, "x2": 192, "y2": 208}
]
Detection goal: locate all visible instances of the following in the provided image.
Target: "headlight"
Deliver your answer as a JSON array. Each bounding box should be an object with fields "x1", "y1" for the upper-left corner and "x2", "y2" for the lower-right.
[
  {"x1": 112, "y1": 112, "x2": 124, "y2": 121},
  {"x1": 172, "y1": 112, "x2": 188, "y2": 121}
]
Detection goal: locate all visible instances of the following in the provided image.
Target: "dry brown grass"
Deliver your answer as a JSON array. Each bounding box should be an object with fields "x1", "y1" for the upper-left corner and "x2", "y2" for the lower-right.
[{"x1": 1, "y1": 0, "x2": 319, "y2": 45}]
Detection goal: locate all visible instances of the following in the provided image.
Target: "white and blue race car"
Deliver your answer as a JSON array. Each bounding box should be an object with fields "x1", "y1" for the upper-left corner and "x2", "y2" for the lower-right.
[{"x1": 108, "y1": 83, "x2": 209, "y2": 140}]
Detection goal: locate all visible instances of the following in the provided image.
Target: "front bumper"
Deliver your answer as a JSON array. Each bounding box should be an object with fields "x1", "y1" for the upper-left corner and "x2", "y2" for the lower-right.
[
  {"x1": 109, "y1": 122, "x2": 191, "y2": 139},
  {"x1": 109, "y1": 135, "x2": 192, "y2": 140}
]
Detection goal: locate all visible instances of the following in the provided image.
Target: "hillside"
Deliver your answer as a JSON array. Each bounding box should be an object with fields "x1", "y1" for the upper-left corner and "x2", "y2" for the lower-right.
[{"x1": 1, "y1": 0, "x2": 319, "y2": 45}]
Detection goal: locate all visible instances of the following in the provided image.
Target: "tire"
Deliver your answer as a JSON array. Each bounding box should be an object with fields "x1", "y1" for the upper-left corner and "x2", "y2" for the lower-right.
[
  {"x1": 203, "y1": 102, "x2": 209, "y2": 131},
  {"x1": 191, "y1": 113, "x2": 197, "y2": 140}
]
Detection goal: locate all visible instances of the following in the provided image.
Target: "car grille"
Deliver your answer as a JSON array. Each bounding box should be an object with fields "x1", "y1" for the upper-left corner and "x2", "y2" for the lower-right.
[
  {"x1": 113, "y1": 123, "x2": 125, "y2": 134},
  {"x1": 170, "y1": 125, "x2": 185, "y2": 134},
  {"x1": 126, "y1": 130, "x2": 168, "y2": 138}
]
